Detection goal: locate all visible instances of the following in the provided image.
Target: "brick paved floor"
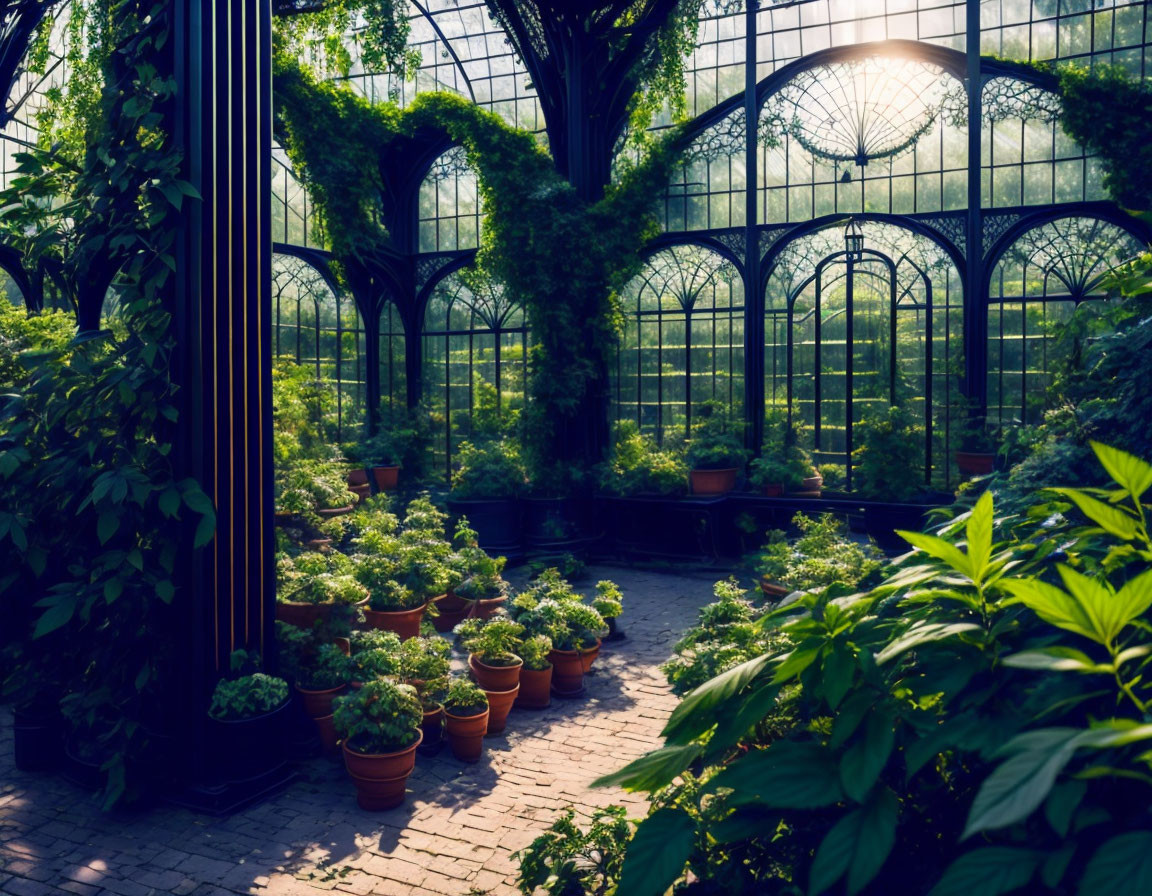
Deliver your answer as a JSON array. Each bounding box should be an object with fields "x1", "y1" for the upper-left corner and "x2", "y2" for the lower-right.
[{"x1": 0, "y1": 564, "x2": 722, "y2": 896}]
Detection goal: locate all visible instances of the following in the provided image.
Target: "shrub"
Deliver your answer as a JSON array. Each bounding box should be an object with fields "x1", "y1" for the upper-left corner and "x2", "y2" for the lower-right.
[
  {"x1": 454, "y1": 616, "x2": 524, "y2": 666},
  {"x1": 396, "y1": 636, "x2": 450, "y2": 706},
  {"x1": 685, "y1": 401, "x2": 749, "y2": 471},
  {"x1": 595, "y1": 442, "x2": 1152, "y2": 896},
  {"x1": 591, "y1": 580, "x2": 623, "y2": 620},
  {"x1": 293, "y1": 642, "x2": 352, "y2": 691},
  {"x1": 749, "y1": 512, "x2": 883, "y2": 593},
  {"x1": 597, "y1": 422, "x2": 688, "y2": 496},
  {"x1": 450, "y1": 438, "x2": 527, "y2": 499},
  {"x1": 519, "y1": 634, "x2": 553, "y2": 671},
  {"x1": 352, "y1": 647, "x2": 400, "y2": 682},
  {"x1": 332, "y1": 678, "x2": 422, "y2": 754},
  {"x1": 851, "y1": 405, "x2": 925, "y2": 501},
  {"x1": 444, "y1": 677, "x2": 488, "y2": 716},
  {"x1": 515, "y1": 807, "x2": 630, "y2": 896},
  {"x1": 208, "y1": 673, "x2": 289, "y2": 721}
]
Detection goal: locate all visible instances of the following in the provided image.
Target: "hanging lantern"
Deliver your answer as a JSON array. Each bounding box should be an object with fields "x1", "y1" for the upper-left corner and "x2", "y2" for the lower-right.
[{"x1": 844, "y1": 217, "x2": 864, "y2": 262}]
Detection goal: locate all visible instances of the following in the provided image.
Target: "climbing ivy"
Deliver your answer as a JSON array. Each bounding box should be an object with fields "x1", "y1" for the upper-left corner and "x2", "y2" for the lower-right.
[
  {"x1": 273, "y1": 0, "x2": 418, "y2": 79},
  {"x1": 274, "y1": 57, "x2": 689, "y2": 478}
]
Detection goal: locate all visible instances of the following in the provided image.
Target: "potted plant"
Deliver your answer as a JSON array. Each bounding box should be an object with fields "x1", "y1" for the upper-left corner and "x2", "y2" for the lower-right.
[
  {"x1": 685, "y1": 402, "x2": 750, "y2": 495},
  {"x1": 597, "y1": 423, "x2": 688, "y2": 497},
  {"x1": 752, "y1": 409, "x2": 820, "y2": 495},
  {"x1": 514, "y1": 635, "x2": 553, "y2": 710},
  {"x1": 448, "y1": 521, "x2": 510, "y2": 623},
  {"x1": 396, "y1": 636, "x2": 451, "y2": 753},
  {"x1": 447, "y1": 438, "x2": 527, "y2": 553},
  {"x1": 275, "y1": 551, "x2": 369, "y2": 629},
  {"x1": 955, "y1": 415, "x2": 999, "y2": 476},
  {"x1": 349, "y1": 429, "x2": 402, "y2": 492},
  {"x1": 510, "y1": 572, "x2": 607, "y2": 698},
  {"x1": 456, "y1": 616, "x2": 524, "y2": 691},
  {"x1": 206, "y1": 653, "x2": 291, "y2": 783},
  {"x1": 591, "y1": 580, "x2": 625, "y2": 642},
  {"x1": 350, "y1": 646, "x2": 401, "y2": 686},
  {"x1": 333, "y1": 679, "x2": 423, "y2": 810},
  {"x1": 286, "y1": 641, "x2": 352, "y2": 754},
  {"x1": 523, "y1": 462, "x2": 594, "y2": 549},
  {"x1": 443, "y1": 677, "x2": 490, "y2": 763},
  {"x1": 747, "y1": 512, "x2": 883, "y2": 598},
  {"x1": 353, "y1": 530, "x2": 450, "y2": 639}
]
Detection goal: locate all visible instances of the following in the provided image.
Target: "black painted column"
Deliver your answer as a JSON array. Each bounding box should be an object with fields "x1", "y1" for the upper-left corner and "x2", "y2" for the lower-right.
[
  {"x1": 964, "y1": 0, "x2": 987, "y2": 411},
  {"x1": 171, "y1": 0, "x2": 274, "y2": 723},
  {"x1": 744, "y1": 0, "x2": 763, "y2": 454}
]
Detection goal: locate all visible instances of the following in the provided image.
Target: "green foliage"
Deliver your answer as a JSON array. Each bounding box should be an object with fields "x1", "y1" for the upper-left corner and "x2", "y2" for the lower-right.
[
  {"x1": 0, "y1": 303, "x2": 75, "y2": 392},
  {"x1": 660, "y1": 579, "x2": 780, "y2": 696},
  {"x1": 508, "y1": 570, "x2": 610, "y2": 652},
  {"x1": 593, "y1": 443, "x2": 1152, "y2": 895},
  {"x1": 352, "y1": 647, "x2": 400, "y2": 682},
  {"x1": 514, "y1": 806, "x2": 631, "y2": 896},
  {"x1": 332, "y1": 677, "x2": 422, "y2": 754},
  {"x1": 277, "y1": 551, "x2": 368, "y2": 606},
  {"x1": 686, "y1": 401, "x2": 749, "y2": 471},
  {"x1": 349, "y1": 626, "x2": 403, "y2": 656},
  {"x1": 751, "y1": 406, "x2": 816, "y2": 491},
  {"x1": 450, "y1": 438, "x2": 527, "y2": 499},
  {"x1": 852, "y1": 405, "x2": 926, "y2": 501},
  {"x1": 293, "y1": 641, "x2": 352, "y2": 692},
  {"x1": 455, "y1": 615, "x2": 524, "y2": 666},
  {"x1": 598, "y1": 423, "x2": 688, "y2": 496},
  {"x1": 749, "y1": 513, "x2": 883, "y2": 593},
  {"x1": 345, "y1": 404, "x2": 433, "y2": 478},
  {"x1": 208, "y1": 673, "x2": 289, "y2": 722},
  {"x1": 0, "y1": 0, "x2": 215, "y2": 808},
  {"x1": 1055, "y1": 64, "x2": 1152, "y2": 211},
  {"x1": 274, "y1": 0, "x2": 419, "y2": 81},
  {"x1": 396, "y1": 635, "x2": 450, "y2": 706},
  {"x1": 444, "y1": 677, "x2": 488, "y2": 716},
  {"x1": 519, "y1": 634, "x2": 554, "y2": 672},
  {"x1": 272, "y1": 358, "x2": 342, "y2": 468},
  {"x1": 591, "y1": 580, "x2": 623, "y2": 620},
  {"x1": 276, "y1": 458, "x2": 357, "y2": 514}
]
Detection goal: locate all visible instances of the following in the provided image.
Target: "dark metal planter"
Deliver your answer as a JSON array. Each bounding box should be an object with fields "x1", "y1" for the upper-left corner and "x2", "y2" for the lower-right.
[{"x1": 447, "y1": 497, "x2": 523, "y2": 557}]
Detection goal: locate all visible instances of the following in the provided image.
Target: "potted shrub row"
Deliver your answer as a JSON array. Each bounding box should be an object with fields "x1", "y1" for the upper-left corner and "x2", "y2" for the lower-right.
[{"x1": 333, "y1": 679, "x2": 423, "y2": 810}]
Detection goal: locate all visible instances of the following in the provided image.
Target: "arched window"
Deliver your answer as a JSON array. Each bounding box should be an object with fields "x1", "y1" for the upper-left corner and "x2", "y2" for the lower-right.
[
  {"x1": 422, "y1": 270, "x2": 527, "y2": 477},
  {"x1": 765, "y1": 221, "x2": 964, "y2": 484},
  {"x1": 0, "y1": 266, "x2": 25, "y2": 307},
  {"x1": 758, "y1": 55, "x2": 968, "y2": 223},
  {"x1": 379, "y1": 299, "x2": 407, "y2": 415},
  {"x1": 987, "y1": 216, "x2": 1144, "y2": 427},
  {"x1": 418, "y1": 148, "x2": 483, "y2": 253},
  {"x1": 614, "y1": 244, "x2": 745, "y2": 440},
  {"x1": 272, "y1": 253, "x2": 367, "y2": 440}
]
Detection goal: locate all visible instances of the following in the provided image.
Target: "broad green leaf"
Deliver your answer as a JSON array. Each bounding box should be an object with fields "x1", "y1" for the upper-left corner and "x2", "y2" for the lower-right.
[
  {"x1": 616, "y1": 807, "x2": 695, "y2": 896},
  {"x1": 33, "y1": 597, "x2": 76, "y2": 638},
  {"x1": 97, "y1": 511, "x2": 119, "y2": 545},
  {"x1": 964, "y1": 738, "x2": 1079, "y2": 837},
  {"x1": 966, "y1": 491, "x2": 994, "y2": 584},
  {"x1": 1003, "y1": 578, "x2": 1101, "y2": 644},
  {"x1": 663, "y1": 653, "x2": 773, "y2": 744},
  {"x1": 874, "y1": 621, "x2": 981, "y2": 665},
  {"x1": 821, "y1": 646, "x2": 855, "y2": 710},
  {"x1": 707, "y1": 683, "x2": 781, "y2": 760},
  {"x1": 707, "y1": 741, "x2": 843, "y2": 809},
  {"x1": 847, "y1": 788, "x2": 899, "y2": 894},
  {"x1": 929, "y1": 848, "x2": 1042, "y2": 896},
  {"x1": 1091, "y1": 441, "x2": 1152, "y2": 500},
  {"x1": 592, "y1": 743, "x2": 703, "y2": 792},
  {"x1": 158, "y1": 488, "x2": 180, "y2": 518},
  {"x1": 840, "y1": 710, "x2": 895, "y2": 803},
  {"x1": 905, "y1": 716, "x2": 980, "y2": 780},
  {"x1": 1078, "y1": 831, "x2": 1152, "y2": 895},
  {"x1": 1049, "y1": 488, "x2": 1140, "y2": 540},
  {"x1": 1057, "y1": 566, "x2": 1123, "y2": 644},
  {"x1": 1002, "y1": 646, "x2": 1111, "y2": 675},
  {"x1": 1112, "y1": 569, "x2": 1152, "y2": 634},
  {"x1": 898, "y1": 530, "x2": 972, "y2": 579},
  {"x1": 710, "y1": 806, "x2": 781, "y2": 844},
  {"x1": 772, "y1": 639, "x2": 822, "y2": 684},
  {"x1": 1043, "y1": 779, "x2": 1086, "y2": 838},
  {"x1": 194, "y1": 512, "x2": 216, "y2": 548},
  {"x1": 809, "y1": 810, "x2": 858, "y2": 895},
  {"x1": 183, "y1": 487, "x2": 215, "y2": 516},
  {"x1": 1041, "y1": 842, "x2": 1076, "y2": 890}
]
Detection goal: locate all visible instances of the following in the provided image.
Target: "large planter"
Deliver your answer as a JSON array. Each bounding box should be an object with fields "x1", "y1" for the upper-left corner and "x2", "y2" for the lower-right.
[
  {"x1": 363, "y1": 603, "x2": 426, "y2": 640},
  {"x1": 578, "y1": 640, "x2": 602, "y2": 674},
  {"x1": 371, "y1": 465, "x2": 400, "y2": 492},
  {"x1": 690, "y1": 468, "x2": 738, "y2": 496},
  {"x1": 548, "y1": 648, "x2": 585, "y2": 698},
  {"x1": 481, "y1": 685, "x2": 519, "y2": 736},
  {"x1": 445, "y1": 707, "x2": 489, "y2": 762},
  {"x1": 447, "y1": 497, "x2": 522, "y2": 554},
  {"x1": 469, "y1": 654, "x2": 522, "y2": 691},
  {"x1": 420, "y1": 704, "x2": 445, "y2": 754},
  {"x1": 472, "y1": 595, "x2": 507, "y2": 621},
  {"x1": 207, "y1": 699, "x2": 292, "y2": 783},
  {"x1": 342, "y1": 731, "x2": 422, "y2": 811},
  {"x1": 760, "y1": 578, "x2": 790, "y2": 600},
  {"x1": 317, "y1": 505, "x2": 354, "y2": 519},
  {"x1": 515, "y1": 666, "x2": 552, "y2": 710},
  {"x1": 790, "y1": 474, "x2": 823, "y2": 496},
  {"x1": 275, "y1": 600, "x2": 331, "y2": 630},
  {"x1": 955, "y1": 451, "x2": 996, "y2": 476},
  {"x1": 296, "y1": 683, "x2": 347, "y2": 753},
  {"x1": 432, "y1": 592, "x2": 470, "y2": 633},
  {"x1": 761, "y1": 483, "x2": 784, "y2": 497},
  {"x1": 11, "y1": 706, "x2": 61, "y2": 773},
  {"x1": 523, "y1": 496, "x2": 594, "y2": 549}
]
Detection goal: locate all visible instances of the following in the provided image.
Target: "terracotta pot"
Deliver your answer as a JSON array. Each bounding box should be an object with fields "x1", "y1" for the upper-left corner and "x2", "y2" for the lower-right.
[
  {"x1": 481, "y1": 685, "x2": 519, "y2": 735},
  {"x1": 579, "y1": 640, "x2": 601, "y2": 674},
  {"x1": 317, "y1": 505, "x2": 354, "y2": 518},
  {"x1": 363, "y1": 603, "x2": 426, "y2": 640},
  {"x1": 348, "y1": 468, "x2": 369, "y2": 487},
  {"x1": 372, "y1": 465, "x2": 400, "y2": 491},
  {"x1": 548, "y1": 648, "x2": 585, "y2": 698},
  {"x1": 515, "y1": 666, "x2": 552, "y2": 709},
  {"x1": 762, "y1": 483, "x2": 784, "y2": 497},
  {"x1": 690, "y1": 468, "x2": 738, "y2": 496},
  {"x1": 956, "y1": 451, "x2": 996, "y2": 476},
  {"x1": 304, "y1": 538, "x2": 332, "y2": 550},
  {"x1": 445, "y1": 707, "x2": 489, "y2": 762},
  {"x1": 276, "y1": 601, "x2": 331, "y2": 629},
  {"x1": 296, "y1": 683, "x2": 348, "y2": 720},
  {"x1": 795, "y1": 474, "x2": 824, "y2": 494},
  {"x1": 333, "y1": 637, "x2": 351, "y2": 656},
  {"x1": 349, "y1": 483, "x2": 371, "y2": 503},
  {"x1": 421, "y1": 704, "x2": 445, "y2": 752},
  {"x1": 313, "y1": 713, "x2": 339, "y2": 755},
  {"x1": 342, "y1": 730, "x2": 422, "y2": 811},
  {"x1": 472, "y1": 595, "x2": 507, "y2": 621},
  {"x1": 760, "y1": 579, "x2": 790, "y2": 599},
  {"x1": 469, "y1": 654, "x2": 522, "y2": 691},
  {"x1": 432, "y1": 592, "x2": 471, "y2": 633}
]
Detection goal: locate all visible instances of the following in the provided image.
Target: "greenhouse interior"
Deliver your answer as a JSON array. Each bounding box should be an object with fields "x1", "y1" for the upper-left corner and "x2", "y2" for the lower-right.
[{"x1": 1, "y1": 0, "x2": 1151, "y2": 894}]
